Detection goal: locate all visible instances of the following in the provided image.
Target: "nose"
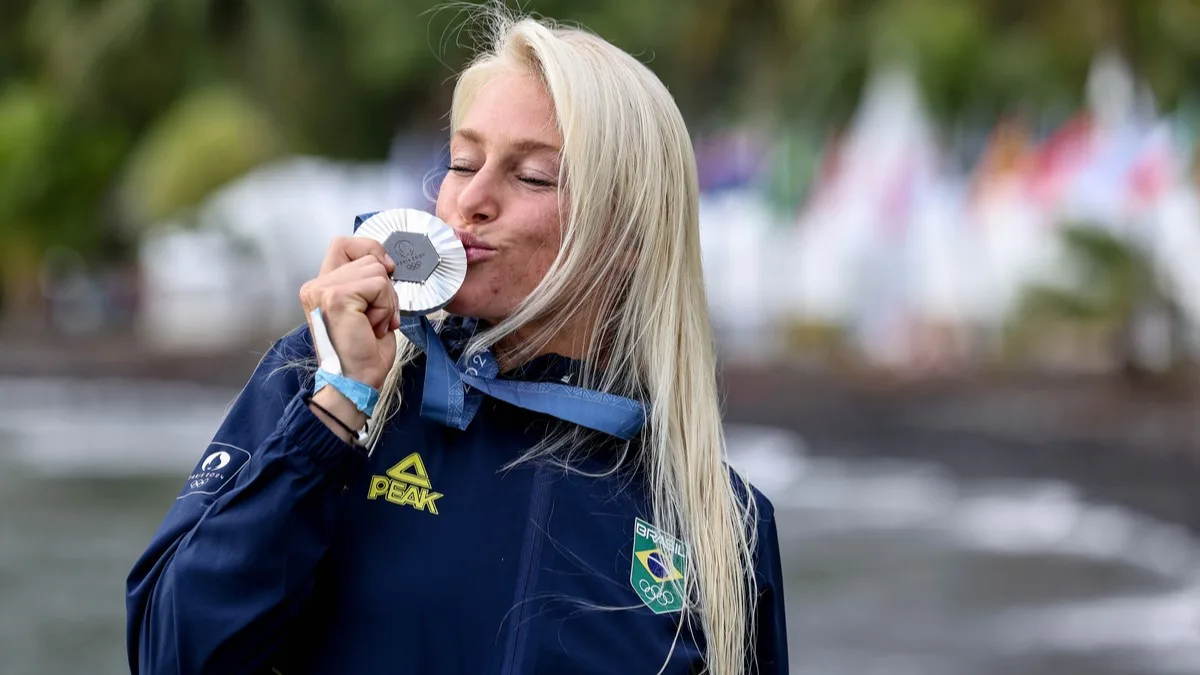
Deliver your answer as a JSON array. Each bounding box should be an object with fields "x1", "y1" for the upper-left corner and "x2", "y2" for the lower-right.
[{"x1": 455, "y1": 166, "x2": 500, "y2": 225}]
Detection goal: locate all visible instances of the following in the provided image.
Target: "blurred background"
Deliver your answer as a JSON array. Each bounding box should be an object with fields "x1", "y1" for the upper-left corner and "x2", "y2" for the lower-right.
[{"x1": 5, "y1": 0, "x2": 1200, "y2": 673}]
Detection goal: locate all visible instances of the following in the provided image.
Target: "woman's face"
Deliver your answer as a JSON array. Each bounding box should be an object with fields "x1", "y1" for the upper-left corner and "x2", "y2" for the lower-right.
[{"x1": 437, "y1": 70, "x2": 564, "y2": 323}]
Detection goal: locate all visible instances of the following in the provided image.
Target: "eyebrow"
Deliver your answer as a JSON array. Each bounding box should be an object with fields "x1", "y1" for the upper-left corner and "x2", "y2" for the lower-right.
[{"x1": 453, "y1": 128, "x2": 561, "y2": 156}]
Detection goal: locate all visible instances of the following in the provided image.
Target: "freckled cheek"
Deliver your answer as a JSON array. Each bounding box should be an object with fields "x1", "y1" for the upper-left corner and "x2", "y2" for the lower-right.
[
  {"x1": 490, "y1": 260, "x2": 541, "y2": 309},
  {"x1": 531, "y1": 243, "x2": 559, "y2": 280},
  {"x1": 499, "y1": 261, "x2": 530, "y2": 296},
  {"x1": 467, "y1": 260, "x2": 521, "y2": 305},
  {"x1": 487, "y1": 264, "x2": 507, "y2": 297},
  {"x1": 434, "y1": 179, "x2": 456, "y2": 221}
]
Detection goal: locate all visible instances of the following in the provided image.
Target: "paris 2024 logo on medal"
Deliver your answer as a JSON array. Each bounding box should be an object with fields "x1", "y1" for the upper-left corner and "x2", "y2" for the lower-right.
[{"x1": 630, "y1": 517, "x2": 688, "y2": 614}]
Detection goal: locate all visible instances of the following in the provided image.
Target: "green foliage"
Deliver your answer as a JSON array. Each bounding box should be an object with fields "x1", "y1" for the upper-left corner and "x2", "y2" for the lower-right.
[
  {"x1": 1009, "y1": 223, "x2": 1184, "y2": 372},
  {"x1": 1020, "y1": 224, "x2": 1160, "y2": 325},
  {"x1": 3, "y1": 0, "x2": 1200, "y2": 286},
  {"x1": 0, "y1": 82, "x2": 62, "y2": 226},
  {"x1": 117, "y1": 86, "x2": 285, "y2": 228}
]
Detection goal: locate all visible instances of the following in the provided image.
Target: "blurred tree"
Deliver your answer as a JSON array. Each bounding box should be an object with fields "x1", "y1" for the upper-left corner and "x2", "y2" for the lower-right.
[
  {"x1": 2, "y1": 0, "x2": 1200, "y2": 316},
  {"x1": 1008, "y1": 224, "x2": 1188, "y2": 378},
  {"x1": 117, "y1": 86, "x2": 285, "y2": 228}
]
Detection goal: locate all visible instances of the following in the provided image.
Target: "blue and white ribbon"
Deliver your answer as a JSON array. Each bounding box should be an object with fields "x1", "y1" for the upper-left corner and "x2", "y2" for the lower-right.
[{"x1": 399, "y1": 315, "x2": 646, "y2": 440}]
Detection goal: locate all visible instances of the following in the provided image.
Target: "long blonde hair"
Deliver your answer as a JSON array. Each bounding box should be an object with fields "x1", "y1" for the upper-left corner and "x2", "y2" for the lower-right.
[{"x1": 371, "y1": 9, "x2": 760, "y2": 674}]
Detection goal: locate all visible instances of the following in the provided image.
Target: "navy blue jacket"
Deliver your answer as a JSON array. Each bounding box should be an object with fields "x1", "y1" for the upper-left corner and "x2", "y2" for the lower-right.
[{"x1": 126, "y1": 323, "x2": 789, "y2": 674}]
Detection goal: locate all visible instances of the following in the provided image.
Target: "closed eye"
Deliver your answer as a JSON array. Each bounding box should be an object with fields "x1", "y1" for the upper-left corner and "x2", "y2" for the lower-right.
[{"x1": 519, "y1": 176, "x2": 556, "y2": 188}]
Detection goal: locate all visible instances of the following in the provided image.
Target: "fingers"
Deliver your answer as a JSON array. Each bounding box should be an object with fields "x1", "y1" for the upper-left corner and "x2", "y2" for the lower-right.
[
  {"x1": 365, "y1": 305, "x2": 395, "y2": 337},
  {"x1": 319, "y1": 256, "x2": 391, "y2": 288},
  {"x1": 319, "y1": 236, "x2": 397, "y2": 276},
  {"x1": 326, "y1": 275, "x2": 396, "y2": 320},
  {"x1": 300, "y1": 257, "x2": 398, "y2": 328},
  {"x1": 298, "y1": 238, "x2": 401, "y2": 388}
]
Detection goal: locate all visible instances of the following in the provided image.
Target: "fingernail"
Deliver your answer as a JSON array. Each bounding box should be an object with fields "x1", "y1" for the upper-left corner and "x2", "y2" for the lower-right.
[{"x1": 385, "y1": 254, "x2": 396, "y2": 267}]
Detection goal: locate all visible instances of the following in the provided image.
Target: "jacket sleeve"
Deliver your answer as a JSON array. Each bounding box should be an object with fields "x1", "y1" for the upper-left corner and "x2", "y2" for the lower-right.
[
  {"x1": 751, "y1": 489, "x2": 790, "y2": 674},
  {"x1": 125, "y1": 325, "x2": 368, "y2": 675}
]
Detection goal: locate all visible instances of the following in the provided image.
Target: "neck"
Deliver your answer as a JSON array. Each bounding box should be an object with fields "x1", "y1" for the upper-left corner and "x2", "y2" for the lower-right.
[{"x1": 494, "y1": 317, "x2": 590, "y2": 372}]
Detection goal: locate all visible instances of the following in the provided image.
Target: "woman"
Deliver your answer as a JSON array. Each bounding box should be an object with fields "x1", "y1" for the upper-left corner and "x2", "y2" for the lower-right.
[{"x1": 127, "y1": 10, "x2": 788, "y2": 675}]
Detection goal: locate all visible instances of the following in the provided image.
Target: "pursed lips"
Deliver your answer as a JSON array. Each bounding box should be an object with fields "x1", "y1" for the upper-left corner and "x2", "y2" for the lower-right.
[{"x1": 453, "y1": 229, "x2": 497, "y2": 263}]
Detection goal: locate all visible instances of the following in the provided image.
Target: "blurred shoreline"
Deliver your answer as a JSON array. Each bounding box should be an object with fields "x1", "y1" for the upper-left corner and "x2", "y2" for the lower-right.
[
  {"x1": 7, "y1": 326, "x2": 1200, "y2": 538},
  {"x1": 0, "y1": 325, "x2": 276, "y2": 386},
  {"x1": 724, "y1": 362, "x2": 1200, "y2": 542}
]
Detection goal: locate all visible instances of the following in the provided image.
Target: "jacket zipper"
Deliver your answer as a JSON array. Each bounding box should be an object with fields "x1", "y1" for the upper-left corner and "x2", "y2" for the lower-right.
[{"x1": 499, "y1": 466, "x2": 551, "y2": 675}]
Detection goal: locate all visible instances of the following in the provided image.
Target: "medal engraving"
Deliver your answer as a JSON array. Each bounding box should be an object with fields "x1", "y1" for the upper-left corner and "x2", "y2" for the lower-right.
[{"x1": 383, "y1": 232, "x2": 441, "y2": 284}]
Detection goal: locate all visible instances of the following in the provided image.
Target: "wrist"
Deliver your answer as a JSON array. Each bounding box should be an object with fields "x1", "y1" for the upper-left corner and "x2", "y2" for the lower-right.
[
  {"x1": 310, "y1": 387, "x2": 368, "y2": 442},
  {"x1": 343, "y1": 369, "x2": 386, "y2": 393},
  {"x1": 314, "y1": 369, "x2": 380, "y2": 418}
]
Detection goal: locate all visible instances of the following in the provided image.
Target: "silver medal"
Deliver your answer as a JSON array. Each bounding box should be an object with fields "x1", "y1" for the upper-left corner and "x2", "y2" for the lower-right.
[{"x1": 353, "y1": 209, "x2": 467, "y2": 315}]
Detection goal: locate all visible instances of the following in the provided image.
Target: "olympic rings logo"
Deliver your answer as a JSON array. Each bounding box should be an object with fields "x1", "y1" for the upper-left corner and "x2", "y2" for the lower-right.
[{"x1": 638, "y1": 578, "x2": 676, "y2": 607}]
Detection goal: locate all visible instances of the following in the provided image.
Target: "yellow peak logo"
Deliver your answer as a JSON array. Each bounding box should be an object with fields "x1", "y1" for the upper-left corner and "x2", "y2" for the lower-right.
[{"x1": 367, "y1": 453, "x2": 443, "y2": 515}]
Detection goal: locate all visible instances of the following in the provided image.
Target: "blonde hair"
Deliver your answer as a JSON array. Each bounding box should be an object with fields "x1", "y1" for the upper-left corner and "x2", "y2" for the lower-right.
[{"x1": 371, "y1": 9, "x2": 760, "y2": 674}]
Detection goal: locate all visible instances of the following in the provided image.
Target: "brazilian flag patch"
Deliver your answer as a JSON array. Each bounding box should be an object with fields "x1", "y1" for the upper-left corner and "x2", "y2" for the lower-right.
[{"x1": 630, "y1": 517, "x2": 688, "y2": 614}]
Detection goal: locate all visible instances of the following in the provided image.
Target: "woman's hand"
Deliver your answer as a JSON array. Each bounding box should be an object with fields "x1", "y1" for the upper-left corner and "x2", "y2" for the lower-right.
[{"x1": 300, "y1": 236, "x2": 400, "y2": 391}]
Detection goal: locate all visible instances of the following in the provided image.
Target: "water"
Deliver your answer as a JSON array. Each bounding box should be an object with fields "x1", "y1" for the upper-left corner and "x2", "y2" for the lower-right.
[
  {"x1": 733, "y1": 427, "x2": 1200, "y2": 674},
  {"x1": 0, "y1": 378, "x2": 224, "y2": 675},
  {"x1": 2, "y1": 377, "x2": 1199, "y2": 675}
]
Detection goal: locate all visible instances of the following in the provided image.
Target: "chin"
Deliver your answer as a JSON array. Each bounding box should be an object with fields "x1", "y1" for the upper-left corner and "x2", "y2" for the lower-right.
[
  {"x1": 445, "y1": 276, "x2": 521, "y2": 322},
  {"x1": 444, "y1": 296, "x2": 471, "y2": 317},
  {"x1": 445, "y1": 293, "x2": 513, "y2": 325},
  {"x1": 444, "y1": 293, "x2": 488, "y2": 320}
]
